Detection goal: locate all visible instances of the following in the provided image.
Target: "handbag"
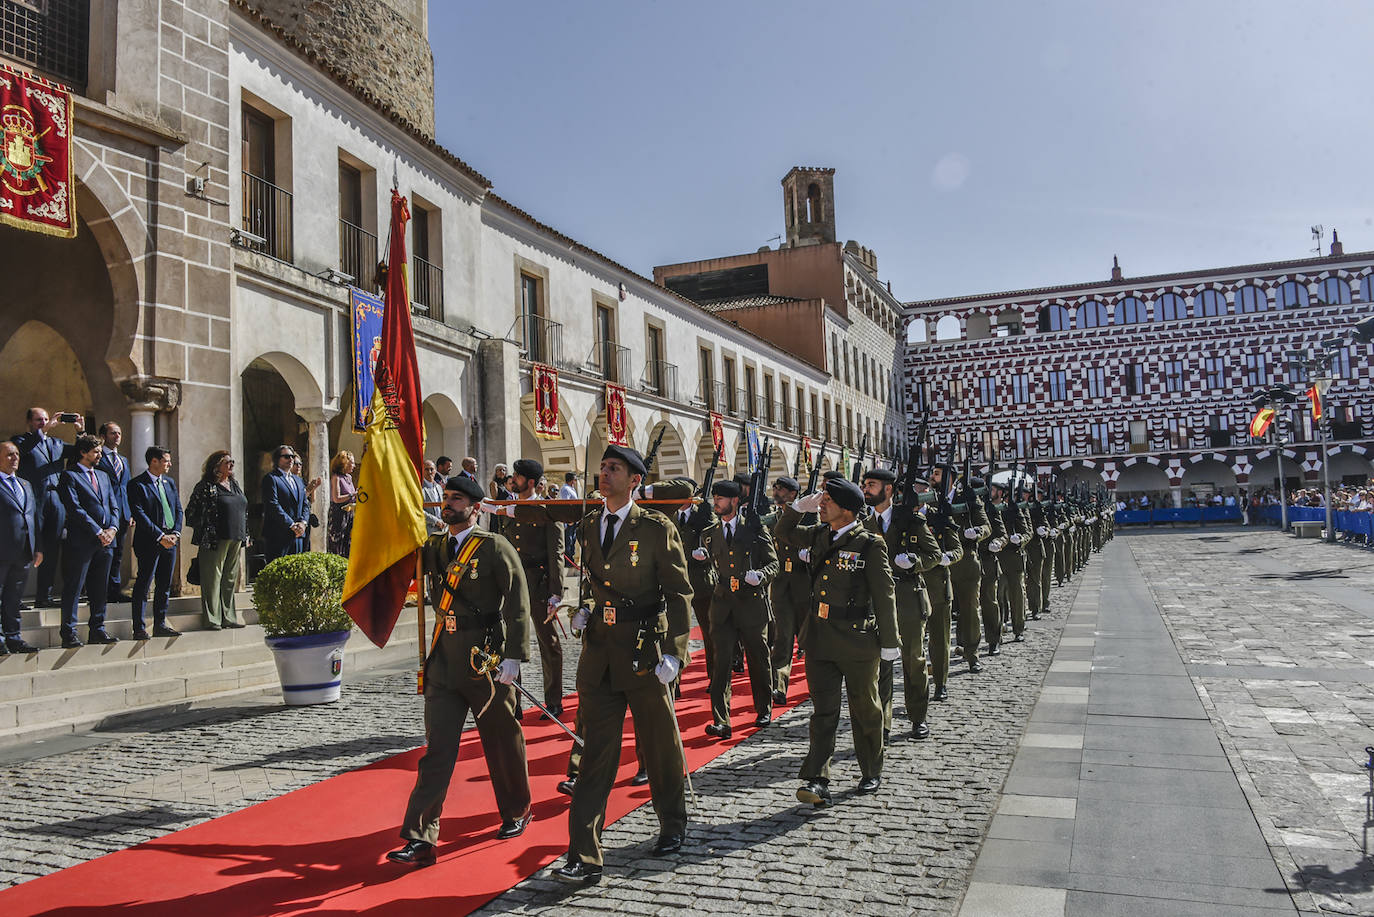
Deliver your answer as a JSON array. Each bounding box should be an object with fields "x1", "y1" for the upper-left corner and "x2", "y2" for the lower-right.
[{"x1": 186, "y1": 548, "x2": 201, "y2": 585}]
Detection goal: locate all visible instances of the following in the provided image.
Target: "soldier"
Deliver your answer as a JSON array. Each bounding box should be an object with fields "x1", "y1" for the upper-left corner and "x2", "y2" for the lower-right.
[
  {"x1": 502, "y1": 457, "x2": 567, "y2": 716},
  {"x1": 1022, "y1": 481, "x2": 1047, "y2": 621},
  {"x1": 776, "y1": 477, "x2": 899, "y2": 807},
  {"x1": 1036, "y1": 490, "x2": 1054, "y2": 612},
  {"x1": 387, "y1": 476, "x2": 533, "y2": 868},
  {"x1": 765, "y1": 476, "x2": 809, "y2": 705},
  {"x1": 671, "y1": 477, "x2": 719, "y2": 678},
  {"x1": 862, "y1": 468, "x2": 944, "y2": 741},
  {"x1": 976, "y1": 476, "x2": 1009, "y2": 655},
  {"x1": 693, "y1": 479, "x2": 778, "y2": 737},
  {"x1": 989, "y1": 474, "x2": 1031, "y2": 643},
  {"x1": 914, "y1": 473, "x2": 963, "y2": 699},
  {"x1": 935, "y1": 463, "x2": 989, "y2": 674},
  {"x1": 532, "y1": 446, "x2": 694, "y2": 886}
]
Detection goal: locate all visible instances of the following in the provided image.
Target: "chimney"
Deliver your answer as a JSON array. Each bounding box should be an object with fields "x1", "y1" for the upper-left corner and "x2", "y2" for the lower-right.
[
  {"x1": 1110, "y1": 254, "x2": 1123, "y2": 282},
  {"x1": 1330, "y1": 230, "x2": 1344, "y2": 256}
]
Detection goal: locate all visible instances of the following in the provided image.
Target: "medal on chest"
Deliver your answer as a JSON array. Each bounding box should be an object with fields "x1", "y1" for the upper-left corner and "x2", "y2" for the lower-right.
[
  {"x1": 469, "y1": 558, "x2": 479, "y2": 579},
  {"x1": 629, "y1": 540, "x2": 640, "y2": 567},
  {"x1": 836, "y1": 550, "x2": 866, "y2": 572}
]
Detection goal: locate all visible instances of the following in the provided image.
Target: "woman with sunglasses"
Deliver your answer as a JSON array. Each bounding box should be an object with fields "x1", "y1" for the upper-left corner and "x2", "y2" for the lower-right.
[{"x1": 185, "y1": 450, "x2": 248, "y2": 629}]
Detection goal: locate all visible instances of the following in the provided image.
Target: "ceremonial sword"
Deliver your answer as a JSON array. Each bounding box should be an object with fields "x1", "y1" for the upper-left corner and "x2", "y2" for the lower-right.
[{"x1": 471, "y1": 648, "x2": 585, "y2": 746}]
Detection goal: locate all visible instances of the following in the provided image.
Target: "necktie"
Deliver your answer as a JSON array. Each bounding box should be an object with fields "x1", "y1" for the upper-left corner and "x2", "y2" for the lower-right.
[
  {"x1": 725, "y1": 522, "x2": 734, "y2": 546},
  {"x1": 110, "y1": 452, "x2": 123, "y2": 479},
  {"x1": 4, "y1": 476, "x2": 19, "y2": 506},
  {"x1": 155, "y1": 478, "x2": 174, "y2": 528},
  {"x1": 448, "y1": 535, "x2": 459, "y2": 561},
  {"x1": 828, "y1": 527, "x2": 838, "y2": 544},
  {"x1": 601, "y1": 514, "x2": 618, "y2": 556},
  {"x1": 880, "y1": 515, "x2": 888, "y2": 533},
  {"x1": 88, "y1": 468, "x2": 99, "y2": 494}
]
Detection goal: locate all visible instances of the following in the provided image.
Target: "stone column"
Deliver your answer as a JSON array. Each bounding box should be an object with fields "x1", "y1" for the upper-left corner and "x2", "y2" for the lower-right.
[
  {"x1": 127, "y1": 406, "x2": 157, "y2": 478},
  {"x1": 297, "y1": 407, "x2": 337, "y2": 529},
  {"x1": 119, "y1": 376, "x2": 183, "y2": 587},
  {"x1": 477, "y1": 338, "x2": 521, "y2": 475}
]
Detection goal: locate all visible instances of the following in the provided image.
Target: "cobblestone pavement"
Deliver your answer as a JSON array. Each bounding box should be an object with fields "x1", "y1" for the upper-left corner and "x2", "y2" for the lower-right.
[
  {"x1": 1129, "y1": 529, "x2": 1374, "y2": 917},
  {"x1": 0, "y1": 575, "x2": 1084, "y2": 914}
]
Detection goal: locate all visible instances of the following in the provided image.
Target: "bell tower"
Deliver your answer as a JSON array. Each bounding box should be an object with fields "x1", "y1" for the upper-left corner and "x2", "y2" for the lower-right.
[{"x1": 782, "y1": 166, "x2": 836, "y2": 247}]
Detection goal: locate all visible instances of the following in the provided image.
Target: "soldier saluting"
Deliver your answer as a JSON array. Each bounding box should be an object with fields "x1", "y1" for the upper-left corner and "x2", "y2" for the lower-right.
[
  {"x1": 387, "y1": 475, "x2": 533, "y2": 868},
  {"x1": 776, "y1": 477, "x2": 899, "y2": 807}
]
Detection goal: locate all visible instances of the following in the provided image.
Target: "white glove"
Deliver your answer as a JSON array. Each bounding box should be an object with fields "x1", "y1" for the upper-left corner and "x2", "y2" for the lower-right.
[
  {"x1": 989, "y1": 538, "x2": 1005, "y2": 552},
  {"x1": 636, "y1": 484, "x2": 655, "y2": 499},
  {"x1": 548, "y1": 595, "x2": 561, "y2": 607},
  {"x1": 744, "y1": 570, "x2": 762, "y2": 586},
  {"x1": 798, "y1": 548, "x2": 812, "y2": 563},
  {"x1": 879, "y1": 647, "x2": 901, "y2": 662},
  {"x1": 792, "y1": 492, "x2": 824, "y2": 514},
  {"x1": 571, "y1": 608, "x2": 591, "y2": 631},
  {"x1": 692, "y1": 547, "x2": 708, "y2": 561},
  {"x1": 893, "y1": 553, "x2": 915, "y2": 570},
  {"x1": 1009, "y1": 533, "x2": 1023, "y2": 545},
  {"x1": 478, "y1": 500, "x2": 501, "y2": 515},
  {"x1": 1036, "y1": 526, "x2": 1048, "y2": 537},
  {"x1": 496, "y1": 659, "x2": 520, "y2": 685},
  {"x1": 963, "y1": 527, "x2": 979, "y2": 540},
  {"x1": 938, "y1": 552, "x2": 954, "y2": 566},
  {"x1": 655, "y1": 654, "x2": 681, "y2": 685}
]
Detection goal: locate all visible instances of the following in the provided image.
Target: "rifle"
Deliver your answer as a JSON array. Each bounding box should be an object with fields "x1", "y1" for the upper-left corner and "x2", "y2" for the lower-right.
[
  {"x1": 692, "y1": 442, "x2": 724, "y2": 536},
  {"x1": 743, "y1": 436, "x2": 773, "y2": 525},
  {"x1": 850, "y1": 432, "x2": 868, "y2": 483},
  {"x1": 642, "y1": 425, "x2": 667, "y2": 479},
  {"x1": 802, "y1": 438, "x2": 828, "y2": 525}
]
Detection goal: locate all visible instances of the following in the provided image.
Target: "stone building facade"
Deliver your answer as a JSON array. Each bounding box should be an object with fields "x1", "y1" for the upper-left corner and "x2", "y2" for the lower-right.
[{"x1": 903, "y1": 248, "x2": 1374, "y2": 505}]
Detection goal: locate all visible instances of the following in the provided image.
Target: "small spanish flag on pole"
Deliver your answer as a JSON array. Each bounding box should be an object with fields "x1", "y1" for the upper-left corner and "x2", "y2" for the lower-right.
[
  {"x1": 1249, "y1": 406, "x2": 1275, "y2": 438},
  {"x1": 1305, "y1": 381, "x2": 1329, "y2": 422}
]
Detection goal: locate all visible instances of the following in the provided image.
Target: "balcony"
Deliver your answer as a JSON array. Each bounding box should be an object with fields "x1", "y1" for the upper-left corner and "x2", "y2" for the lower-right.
[
  {"x1": 711, "y1": 381, "x2": 728, "y2": 414},
  {"x1": 339, "y1": 219, "x2": 377, "y2": 291},
  {"x1": 241, "y1": 172, "x2": 293, "y2": 263},
  {"x1": 520, "y1": 314, "x2": 563, "y2": 367},
  {"x1": 411, "y1": 255, "x2": 444, "y2": 322},
  {"x1": 591, "y1": 340, "x2": 631, "y2": 385},
  {"x1": 642, "y1": 360, "x2": 678, "y2": 401},
  {"x1": 732, "y1": 388, "x2": 747, "y2": 419}
]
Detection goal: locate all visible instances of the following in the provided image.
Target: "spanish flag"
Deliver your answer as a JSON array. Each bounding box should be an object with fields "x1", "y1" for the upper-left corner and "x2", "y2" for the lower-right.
[
  {"x1": 343, "y1": 190, "x2": 428, "y2": 647},
  {"x1": 1249, "y1": 406, "x2": 1275, "y2": 438},
  {"x1": 1306, "y1": 382, "x2": 1327, "y2": 422}
]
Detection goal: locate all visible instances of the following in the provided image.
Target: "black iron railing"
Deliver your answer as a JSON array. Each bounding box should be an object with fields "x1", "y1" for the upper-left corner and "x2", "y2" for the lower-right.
[
  {"x1": 241, "y1": 172, "x2": 293, "y2": 262},
  {"x1": 411, "y1": 256, "x2": 444, "y2": 321},
  {"x1": 642, "y1": 360, "x2": 678, "y2": 401},
  {"x1": 339, "y1": 219, "x2": 377, "y2": 291}
]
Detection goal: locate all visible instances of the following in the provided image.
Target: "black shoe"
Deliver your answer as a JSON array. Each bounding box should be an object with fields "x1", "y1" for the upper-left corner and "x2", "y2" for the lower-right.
[
  {"x1": 386, "y1": 840, "x2": 435, "y2": 867},
  {"x1": 796, "y1": 781, "x2": 831, "y2": 807},
  {"x1": 556, "y1": 778, "x2": 576, "y2": 797},
  {"x1": 18, "y1": 601, "x2": 32, "y2": 611},
  {"x1": 204, "y1": 623, "x2": 222, "y2": 631},
  {"x1": 933, "y1": 684, "x2": 948, "y2": 702},
  {"x1": 968, "y1": 659, "x2": 984, "y2": 673},
  {"x1": 651, "y1": 833, "x2": 683, "y2": 857},
  {"x1": 224, "y1": 621, "x2": 246, "y2": 629},
  {"x1": 705, "y1": 723, "x2": 732, "y2": 740},
  {"x1": 496, "y1": 811, "x2": 533, "y2": 839},
  {"x1": 554, "y1": 859, "x2": 602, "y2": 885},
  {"x1": 0, "y1": 642, "x2": 7, "y2": 655},
  {"x1": 987, "y1": 643, "x2": 1001, "y2": 656},
  {"x1": 755, "y1": 713, "x2": 771, "y2": 728},
  {"x1": 152, "y1": 625, "x2": 181, "y2": 637},
  {"x1": 772, "y1": 689, "x2": 787, "y2": 706},
  {"x1": 36, "y1": 597, "x2": 58, "y2": 609},
  {"x1": 631, "y1": 768, "x2": 649, "y2": 786},
  {"x1": 107, "y1": 592, "x2": 132, "y2": 604},
  {"x1": 1013, "y1": 633, "x2": 1025, "y2": 642},
  {"x1": 883, "y1": 728, "x2": 891, "y2": 745},
  {"x1": 856, "y1": 776, "x2": 881, "y2": 795},
  {"x1": 914, "y1": 722, "x2": 930, "y2": 740},
  {"x1": 88, "y1": 630, "x2": 119, "y2": 645},
  {"x1": 6, "y1": 639, "x2": 38, "y2": 654},
  {"x1": 131, "y1": 629, "x2": 150, "y2": 641},
  {"x1": 60, "y1": 633, "x2": 83, "y2": 649},
  {"x1": 732, "y1": 660, "x2": 745, "y2": 673},
  {"x1": 540, "y1": 706, "x2": 564, "y2": 721},
  {"x1": 1030, "y1": 611, "x2": 1041, "y2": 621}
]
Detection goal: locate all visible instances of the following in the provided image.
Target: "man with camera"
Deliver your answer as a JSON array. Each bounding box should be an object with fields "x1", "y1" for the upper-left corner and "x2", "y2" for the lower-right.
[
  {"x1": 127, "y1": 446, "x2": 184, "y2": 639},
  {"x1": 12, "y1": 407, "x2": 84, "y2": 608}
]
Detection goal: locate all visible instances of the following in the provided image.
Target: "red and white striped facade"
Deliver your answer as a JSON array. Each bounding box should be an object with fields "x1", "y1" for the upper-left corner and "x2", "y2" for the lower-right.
[{"x1": 901, "y1": 250, "x2": 1374, "y2": 501}]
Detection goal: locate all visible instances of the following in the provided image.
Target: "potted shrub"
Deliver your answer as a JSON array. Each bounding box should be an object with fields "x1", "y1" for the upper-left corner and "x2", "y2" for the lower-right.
[{"x1": 252, "y1": 553, "x2": 353, "y2": 705}]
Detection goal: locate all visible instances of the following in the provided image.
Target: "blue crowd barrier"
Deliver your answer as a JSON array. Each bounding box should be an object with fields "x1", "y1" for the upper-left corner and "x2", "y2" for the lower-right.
[{"x1": 1201, "y1": 506, "x2": 1243, "y2": 522}]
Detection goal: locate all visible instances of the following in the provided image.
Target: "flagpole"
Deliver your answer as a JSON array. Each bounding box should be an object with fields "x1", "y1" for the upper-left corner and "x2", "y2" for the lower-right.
[{"x1": 414, "y1": 548, "x2": 426, "y2": 694}]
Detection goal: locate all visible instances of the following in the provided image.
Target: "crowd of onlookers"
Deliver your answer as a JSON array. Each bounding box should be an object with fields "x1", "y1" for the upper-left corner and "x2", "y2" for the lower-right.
[{"x1": 1285, "y1": 484, "x2": 1374, "y2": 511}]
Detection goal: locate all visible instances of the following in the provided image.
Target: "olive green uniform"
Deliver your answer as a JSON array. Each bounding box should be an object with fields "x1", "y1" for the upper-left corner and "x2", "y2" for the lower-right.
[
  {"x1": 764, "y1": 507, "x2": 811, "y2": 699},
  {"x1": 702, "y1": 515, "x2": 778, "y2": 725},
  {"x1": 949, "y1": 496, "x2": 991, "y2": 665},
  {"x1": 866, "y1": 505, "x2": 942, "y2": 733},
  {"x1": 993, "y1": 498, "x2": 1032, "y2": 639},
  {"x1": 776, "y1": 506, "x2": 899, "y2": 782},
  {"x1": 672, "y1": 504, "x2": 719, "y2": 676},
  {"x1": 504, "y1": 503, "x2": 567, "y2": 709},
  {"x1": 977, "y1": 494, "x2": 1009, "y2": 650},
  {"x1": 400, "y1": 527, "x2": 532, "y2": 845},
  {"x1": 1023, "y1": 497, "x2": 1046, "y2": 618},
  {"x1": 920, "y1": 505, "x2": 963, "y2": 689}
]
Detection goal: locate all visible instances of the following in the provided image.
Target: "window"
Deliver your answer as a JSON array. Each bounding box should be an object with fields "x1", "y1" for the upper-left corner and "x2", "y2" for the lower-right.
[
  {"x1": 997, "y1": 308, "x2": 1023, "y2": 336},
  {"x1": 1287, "y1": 359, "x2": 1309, "y2": 386},
  {"x1": 763, "y1": 372, "x2": 774, "y2": 424},
  {"x1": 1129, "y1": 420, "x2": 1148, "y2": 452},
  {"x1": 823, "y1": 400, "x2": 832, "y2": 440},
  {"x1": 1089, "y1": 422, "x2": 1109, "y2": 453},
  {"x1": 1236, "y1": 284, "x2": 1269, "y2": 313},
  {"x1": 410, "y1": 199, "x2": 443, "y2": 319},
  {"x1": 1204, "y1": 357, "x2": 1226, "y2": 389},
  {"x1": 241, "y1": 105, "x2": 292, "y2": 262},
  {"x1": 966, "y1": 313, "x2": 991, "y2": 340},
  {"x1": 810, "y1": 392, "x2": 819, "y2": 435},
  {"x1": 1125, "y1": 363, "x2": 1145, "y2": 396},
  {"x1": 1208, "y1": 415, "x2": 1231, "y2": 448},
  {"x1": 1277, "y1": 280, "x2": 1310, "y2": 309},
  {"x1": 1077, "y1": 300, "x2": 1109, "y2": 329},
  {"x1": 337, "y1": 161, "x2": 376, "y2": 290},
  {"x1": 778, "y1": 377, "x2": 789, "y2": 429},
  {"x1": 1196, "y1": 289, "x2": 1225, "y2": 316},
  {"x1": 982, "y1": 430, "x2": 999, "y2": 463},
  {"x1": 1317, "y1": 277, "x2": 1351, "y2": 305},
  {"x1": 1157, "y1": 293, "x2": 1187, "y2": 321},
  {"x1": 745, "y1": 366, "x2": 757, "y2": 419},
  {"x1": 594, "y1": 302, "x2": 621, "y2": 382},
  {"x1": 1037, "y1": 305, "x2": 1068, "y2": 332},
  {"x1": 934, "y1": 315, "x2": 962, "y2": 341},
  {"x1": 1047, "y1": 370, "x2": 1067, "y2": 401},
  {"x1": 841, "y1": 341, "x2": 850, "y2": 386},
  {"x1": 1013, "y1": 429, "x2": 1031, "y2": 458},
  {"x1": 913, "y1": 381, "x2": 929, "y2": 413},
  {"x1": 1167, "y1": 418, "x2": 1188, "y2": 449},
  {"x1": 1363, "y1": 275, "x2": 1374, "y2": 302},
  {"x1": 1164, "y1": 360, "x2": 1187, "y2": 393},
  {"x1": 978, "y1": 377, "x2": 997, "y2": 407},
  {"x1": 1086, "y1": 367, "x2": 1106, "y2": 399},
  {"x1": 949, "y1": 378, "x2": 964, "y2": 408},
  {"x1": 1052, "y1": 427, "x2": 1071, "y2": 456},
  {"x1": 698, "y1": 347, "x2": 713, "y2": 405},
  {"x1": 722, "y1": 356, "x2": 737, "y2": 414},
  {"x1": 1116, "y1": 296, "x2": 1147, "y2": 324},
  {"x1": 1244, "y1": 353, "x2": 1268, "y2": 388},
  {"x1": 0, "y1": 0, "x2": 90, "y2": 90},
  {"x1": 645, "y1": 325, "x2": 669, "y2": 397},
  {"x1": 1011, "y1": 374, "x2": 1029, "y2": 404},
  {"x1": 1331, "y1": 346, "x2": 1352, "y2": 379}
]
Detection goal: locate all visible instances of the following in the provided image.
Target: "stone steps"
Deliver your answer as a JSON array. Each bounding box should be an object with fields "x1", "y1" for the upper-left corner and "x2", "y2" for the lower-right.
[
  {"x1": 0, "y1": 606, "x2": 421, "y2": 749},
  {"x1": 16, "y1": 594, "x2": 252, "y2": 648}
]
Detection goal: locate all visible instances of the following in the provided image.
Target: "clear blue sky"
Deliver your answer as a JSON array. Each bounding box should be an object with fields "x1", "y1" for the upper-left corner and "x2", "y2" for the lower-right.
[{"x1": 430, "y1": 1, "x2": 1373, "y2": 302}]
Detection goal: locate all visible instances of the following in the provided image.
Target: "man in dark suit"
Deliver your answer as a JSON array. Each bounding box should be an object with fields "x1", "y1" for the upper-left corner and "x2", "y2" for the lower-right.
[
  {"x1": 127, "y1": 446, "x2": 183, "y2": 639},
  {"x1": 98, "y1": 422, "x2": 133, "y2": 603},
  {"x1": 260, "y1": 444, "x2": 309, "y2": 563},
  {"x1": 13, "y1": 407, "x2": 83, "y2": 607},
  {"x1": 0, "y1": 441, "x2": 41, "y2": 654},
  {"x1": 59, "y1": 434, "x2": 122, "y2": 647}
]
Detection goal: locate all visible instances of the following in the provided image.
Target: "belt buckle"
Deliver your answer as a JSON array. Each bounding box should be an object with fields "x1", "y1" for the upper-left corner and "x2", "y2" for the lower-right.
[
  {"x1": 730, "y1": 575, "x2": 740, "y2": 592},
  {"x1": 784, "y1": 558, "x2": 793, "y2": 572},
  {"x1": 444, "y1": 615, "x2": 456, "y2": 634},
  {"x1": 603, "y1": 605, "x2": 616, "y2": 625},
  {"x1": 817, "y1": 602, "x2": 830, "y2": 620}
]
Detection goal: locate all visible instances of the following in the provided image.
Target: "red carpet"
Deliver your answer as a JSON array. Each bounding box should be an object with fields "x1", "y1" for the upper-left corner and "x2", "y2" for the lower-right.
[{"x1": 0, "y1": 634, "x2": 807, "y2": 916}]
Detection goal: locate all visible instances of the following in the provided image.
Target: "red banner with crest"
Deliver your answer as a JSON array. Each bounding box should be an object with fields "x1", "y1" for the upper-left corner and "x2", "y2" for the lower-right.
[
  {"x1": 710, "y1": 412, "x2": 725, "y2": 457},
  {"x1": 606, "y1": 382, "x2": 628, "y2": 447},
  {"x1": 0, "y1": 65, "x2": 75, "y2": 238},
  {"x1": 533, "y1": 363, "x2": 560, "y2": 438}
]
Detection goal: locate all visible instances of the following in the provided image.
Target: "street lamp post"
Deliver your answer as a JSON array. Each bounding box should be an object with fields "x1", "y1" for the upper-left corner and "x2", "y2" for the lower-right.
[{"x1": 1273, "y1": 422, "x2": 1289, "y2": 532}]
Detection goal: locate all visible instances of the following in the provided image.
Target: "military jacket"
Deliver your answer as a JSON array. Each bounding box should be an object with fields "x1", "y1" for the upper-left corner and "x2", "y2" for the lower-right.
[
  {"x1": 761, "y1": 507, "x2": 810, "y2": 581},
  {"x1": 947, "y1": 490, "x2": 991, "y2": 572},
  {"x1": 421, "y1": 528, "x2": 531, "y2": 689},
  {"x1": 918, "y1": 504, "x2": 964, "y2": 590},
  {"x1": 503, "y1": 497, "x2": 566, "y2": 600},
  {"x1": 702, "y1": 514, "x2": 779, "y2": 626},
  {"x1": 863, "y1": 505, "x2": 942, "y2": 591},
  {"x1": 672, "y1": 505, "x2": 719, "y2": 595},
  {"x1": 993, "y1": 500, "x2": 1032, "y2": 553},
  {"x1": 775, "y1": 506, "x2": 898, "y2": 663}
]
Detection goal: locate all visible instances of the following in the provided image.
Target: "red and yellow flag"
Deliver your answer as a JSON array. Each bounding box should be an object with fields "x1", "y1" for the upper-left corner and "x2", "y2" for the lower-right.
[
  {"x1": 1306, "y1": 382, "x2": 1327, "y2": 422},
  {"x1": 1249, "y1": 406, "x2": 1275, "y2": 438},
  {"x1": 343, "y1": 190, "x2": 428, "y2": 647}
]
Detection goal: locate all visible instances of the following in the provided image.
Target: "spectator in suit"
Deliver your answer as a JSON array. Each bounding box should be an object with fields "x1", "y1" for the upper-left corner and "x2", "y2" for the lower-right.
[
  {"x1": 127, "y1": 446, "x2": 184, "y2": 639},
  {"x1": 59, "y1": 433, "x2": 123, "y2": 647},
  {"x1": 261, "y1": 445, "x2": 311, "y2": 563},
  {"x1": 421, "y1": 460, "x2": 445, "y2": 535},
  {"x1": 0, "y1": 442, "x2": 41, "y2": 654},
  {"x1": 289, "y1": 454, "x2": 322, "y2": 551},
  {"x1": 97, "y1": 422, "x2": 133, "y2": 603},
  {"x1": 186, "y1": 451, "x2": 249, "y2": 629},
  {"x1": 433, "y1": 456, "x2": 453, "y2": 484},
  {"x1": 12, "y1": 407, "x2": 83, "y2": 607},
  {"x1": 459, "y1": 456, "x2": 478, "y2": 481}
]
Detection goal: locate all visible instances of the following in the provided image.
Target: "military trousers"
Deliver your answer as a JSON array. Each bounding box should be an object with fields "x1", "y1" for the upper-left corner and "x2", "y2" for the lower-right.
[
  {"x1": 401, "y1": 678, "x2": 530, "y2": 844},
  {"x1": 950, "y1": 556, "x2": 982, "y2": 664},
  {"x1": 1038, "y1": 542, "x2": 1052, "y2": 611},
  {"x1": 525, "y1": 567, "x2": 564, "y2": 710},
  {"x1": 879, "y1": 581, "x2": 932, "y2": 732},
  {"x1": 800, "y1": 653, "x2": 884, "y2": 782},
  {"x1": 566, "y1": 704, "x2": 642, "y2": 780},
  {"x1": 925, "y1": 569, "x2": 954, "y2": 687},
  {"x1": 1024, "y1": 541, "x2": 1044, "y2": 617},
  {"x1": 708, "y1": 604, "x2": 772, "y2": 726},
  {"x1": 689, "y1": 584, "x2": 715, "y2": 678},
  {"x1": 568, "y1": 669, "x2": 687, "y2": 867},
  {"x1": 998, "y1": 550, "x2": 1027, "y2": 637},
  {"x1": 978, "y1": 549, "x2": 1002, "y2": 647},
  {"x1": 770, "y1": 573, "x2": 810, "y2": 697},
  {"x1": 1054, "y1": 536, "x2": 1069, "y2": 585}
]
